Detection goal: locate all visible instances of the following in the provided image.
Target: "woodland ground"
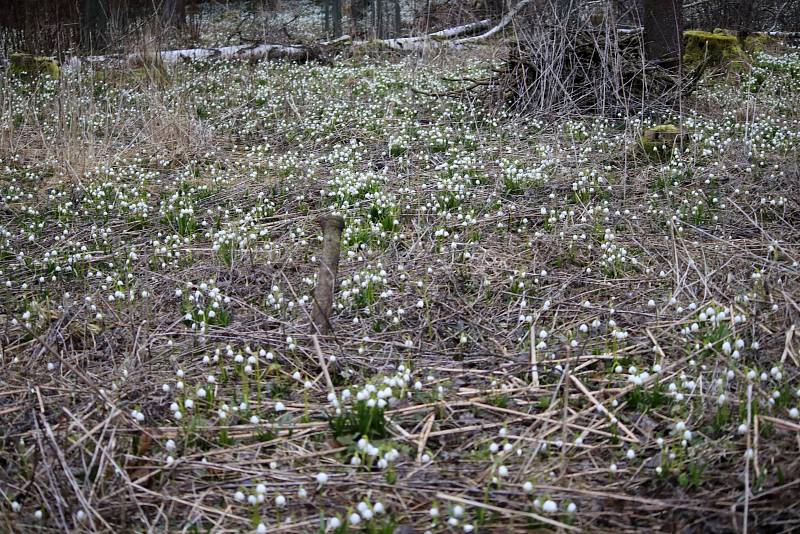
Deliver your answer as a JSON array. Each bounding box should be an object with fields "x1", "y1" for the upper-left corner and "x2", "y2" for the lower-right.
[{"x1": 1, "y1": 3, "x2": 800, "y2": 533}]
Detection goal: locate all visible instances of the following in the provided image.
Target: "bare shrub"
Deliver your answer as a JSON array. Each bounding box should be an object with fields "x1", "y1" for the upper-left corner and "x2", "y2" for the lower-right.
[{"x1": 490, "y1": 1, "x2": 691, "y2": 117}]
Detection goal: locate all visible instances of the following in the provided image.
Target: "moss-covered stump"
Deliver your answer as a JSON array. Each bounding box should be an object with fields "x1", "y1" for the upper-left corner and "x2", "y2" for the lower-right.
[
  {"x1": 9, "y1": 53, "x2": 60, "y2": 78},
  {"x1": 683, "y1": 30, "x2": 749, "y2": 70},
  {"x1": 639, "y1": 124, "x2": 686, "y2": 161}
]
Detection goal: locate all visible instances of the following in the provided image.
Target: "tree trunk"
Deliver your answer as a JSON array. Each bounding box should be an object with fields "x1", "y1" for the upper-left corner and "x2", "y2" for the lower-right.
[
  {"x1": 351, "y1": 0, "x2": 369, "y2": 34},
  {"x1": 643, "y1": 0, "x2": 683, "y2": 69},
  {"x1": 324, "y1": 0, "x2": 330, "y2": 36},
  {"x1": 81, "y1": 0, "x2": 108, "y2": 50},
  {"x1": 393, "y1": 0, "x2": 401, "y2": 37},
  {"x1": 162, "y1": 0, "x2": 186, "y2": 28},
  {"x1": 332, "y1": 0, "x2": 342, "y2": 37},
  {"x1": 377, "y1": 0, "x2": 385, "y2": 38},
  {"x1": 485, "y1": 0, "x2": 504, "y2": 19}
]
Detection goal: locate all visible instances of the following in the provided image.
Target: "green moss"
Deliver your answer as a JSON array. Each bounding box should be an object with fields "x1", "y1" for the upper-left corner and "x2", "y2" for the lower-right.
[
  {"x1": 9, "y1": 53, "x2": 60, "y2": 78},
  {"x1": 744, "y1": 33, "x2": 782, "y2": 53},
  {"x1": 639, "y1": 124, "x2": 684, "y2": 162},
  {"x1": 683, "y1": 30, "x2": 748, "y2": 70}
]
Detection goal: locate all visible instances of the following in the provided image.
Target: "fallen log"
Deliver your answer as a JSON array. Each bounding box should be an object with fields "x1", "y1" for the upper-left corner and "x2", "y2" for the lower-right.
[
  {"x1": 65, "y1": 42, "x2": 323, "y2": 69},
  {"x1": 62, "y1": 19, "x2": 492, "y2": 69},
  {"x1": 372, "y1": 18, "x2": 491, "y2": 50}
]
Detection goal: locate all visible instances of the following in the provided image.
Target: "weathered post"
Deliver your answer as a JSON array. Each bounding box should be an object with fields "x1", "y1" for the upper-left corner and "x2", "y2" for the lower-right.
[{"x1": 310, "y1": 215, "x2": 345, "y2": 335}]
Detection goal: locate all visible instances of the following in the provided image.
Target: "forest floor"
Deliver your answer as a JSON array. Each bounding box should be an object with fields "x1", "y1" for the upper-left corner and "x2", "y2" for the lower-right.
[{"x1": 1, "y1": 3, "x2": 800, "y2": 533}]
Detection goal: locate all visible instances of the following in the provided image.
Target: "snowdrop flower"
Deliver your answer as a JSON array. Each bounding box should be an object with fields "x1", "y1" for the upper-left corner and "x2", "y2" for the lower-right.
[{"x1": 542, "y1": 500, "x2": 558, "y2": 513}]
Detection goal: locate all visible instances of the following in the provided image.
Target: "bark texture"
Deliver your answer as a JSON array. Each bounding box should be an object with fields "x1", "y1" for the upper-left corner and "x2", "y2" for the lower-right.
[
  {"x1": 162, "y1": 0, "x2": 187, "y2": 28},
  {"x1": 643, "y1": 0, "x2": 683, "y2": 68},
  {"x1": 311, "y1": 215, "x2": 345, "y2": 335}
]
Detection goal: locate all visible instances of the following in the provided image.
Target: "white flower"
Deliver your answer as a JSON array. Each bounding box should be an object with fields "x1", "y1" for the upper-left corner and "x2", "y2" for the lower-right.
[
  {"x1": 316, "y1": 472, "x2": 329, "y2": 485},
  {"x1": 349, "y1": 513, "x2": 361, "y2": 525},
  {"x1": 523, "y1": 481, "x2": 534, "y2": 493},
  {"x1": 256, "y1": 523, "x2": 267, "y2": 534},
  {"x1": 542, "y1": 500, "x2": 558, "y2": 513}
]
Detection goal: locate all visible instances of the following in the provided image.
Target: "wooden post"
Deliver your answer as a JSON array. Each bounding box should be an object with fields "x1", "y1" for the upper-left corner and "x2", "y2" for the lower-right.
[{"x1": 311, "y1": 215, "x2": 345, "y2": 335}]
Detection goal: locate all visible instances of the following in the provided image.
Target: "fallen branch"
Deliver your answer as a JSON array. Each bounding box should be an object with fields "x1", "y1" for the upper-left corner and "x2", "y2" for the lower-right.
[
  {"x1": 453, "y1": 0, "x2": 536, "y2": 44},
  {"x1": 372, "y1": 18, "x2": 490, "y2": 50}
]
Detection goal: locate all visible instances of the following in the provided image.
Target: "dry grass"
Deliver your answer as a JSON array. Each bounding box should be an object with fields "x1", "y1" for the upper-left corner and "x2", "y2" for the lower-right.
[{"x1": 1, "y1": 4, "x2": 800, "y2": 533}]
